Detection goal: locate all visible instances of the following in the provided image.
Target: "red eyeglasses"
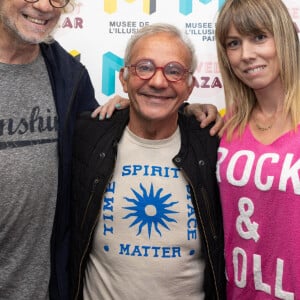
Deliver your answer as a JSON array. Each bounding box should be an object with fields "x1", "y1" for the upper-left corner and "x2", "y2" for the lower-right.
[{"x1": 126, "y1": 59, "x2": 192, "y2": 82}]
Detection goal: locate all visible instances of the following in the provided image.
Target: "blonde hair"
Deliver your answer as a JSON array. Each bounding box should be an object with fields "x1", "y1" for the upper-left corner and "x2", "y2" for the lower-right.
[{"x1": 215, "y1": 0, "x2": 300, "y2": 140}]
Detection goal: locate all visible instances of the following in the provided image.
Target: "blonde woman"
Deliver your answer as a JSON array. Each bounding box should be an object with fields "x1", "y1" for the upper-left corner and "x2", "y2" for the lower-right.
[{"x1": 216, "y1": 0, "x2": 300, "y2": 298}]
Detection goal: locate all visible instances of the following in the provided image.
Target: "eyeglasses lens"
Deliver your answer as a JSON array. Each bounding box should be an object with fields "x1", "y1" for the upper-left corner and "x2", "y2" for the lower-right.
[
  {"x1": 135, "y1": 60, "x2": 186, "y2": 82},
  {"x1": 24, "y1": 0, "x2": 69, "y2": 8}
]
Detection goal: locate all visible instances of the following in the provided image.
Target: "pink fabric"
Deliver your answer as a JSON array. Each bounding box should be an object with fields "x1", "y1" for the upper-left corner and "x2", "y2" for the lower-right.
[{"x1": 217, "y1": 125, "x2": 300, "y2": 299}]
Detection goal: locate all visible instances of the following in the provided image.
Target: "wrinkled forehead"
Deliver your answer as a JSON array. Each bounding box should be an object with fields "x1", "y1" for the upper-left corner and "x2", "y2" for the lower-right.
[{"x1": 130, "y1": 33, "x2": 191, "y2": 62}]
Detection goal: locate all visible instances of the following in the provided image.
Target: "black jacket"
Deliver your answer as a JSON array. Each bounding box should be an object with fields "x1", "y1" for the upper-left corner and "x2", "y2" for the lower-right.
[
  {"x1": 70, "y1": 109, "x2": 226, "y2": 299},
  {"x1": 40, "y1": 41, "x2": 98, "y2": 300}
]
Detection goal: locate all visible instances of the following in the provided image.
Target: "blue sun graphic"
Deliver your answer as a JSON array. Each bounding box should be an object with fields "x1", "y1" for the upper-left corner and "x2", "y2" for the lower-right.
[{"x1": 122, "y1": 183, "x2": 179, "y2": 238}]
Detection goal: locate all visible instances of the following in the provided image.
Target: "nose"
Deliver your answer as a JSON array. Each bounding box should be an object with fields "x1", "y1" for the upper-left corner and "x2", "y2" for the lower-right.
[
  {"x1": 32, "y1": 0, "x2": 55, "y2": 11},
  {"x1": 148, "y1": 68, "x2": 169, "y2": 88},
  {"x1": 241, "y1": 41, "x2": 256, "y2": 61}
]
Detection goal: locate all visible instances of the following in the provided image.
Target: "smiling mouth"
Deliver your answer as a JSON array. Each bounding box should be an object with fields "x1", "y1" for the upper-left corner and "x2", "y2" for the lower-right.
[
  {"x1": 141, "y1": 93, "x2": 174, "y2": 100},
  {"x1": 245, "y1": 66, "x2": 266, "y2": 74},
  {"x1": 25, "y1": 15, "x2": 48, "y2": 25}
]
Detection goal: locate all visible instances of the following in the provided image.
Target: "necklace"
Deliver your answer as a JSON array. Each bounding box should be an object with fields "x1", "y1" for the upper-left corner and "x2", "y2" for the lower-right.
[
  {"x1": 255, "y1": 122, "x2": 273, "y2": 131},
  {"x1": 252, "y1": 107, "x2": 277, "y2": 132}
]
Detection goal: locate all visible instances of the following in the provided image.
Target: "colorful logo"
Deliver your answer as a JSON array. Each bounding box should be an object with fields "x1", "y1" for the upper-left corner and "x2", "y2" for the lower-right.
[
  {"x1": 104, "y1": 0, "x2": 156, "y2": 14},
  {"x1": 102, "y1": 52, "x2": 124, "y2": 96},
  {"x1": 180, "y1": 0, "x2": 225, "y2": 15},
  {"x1": 104, "y1": 0, "x2": 225, "y2": 15}
]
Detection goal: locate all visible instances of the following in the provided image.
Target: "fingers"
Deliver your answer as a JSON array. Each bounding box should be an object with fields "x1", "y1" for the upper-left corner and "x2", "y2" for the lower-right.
[
  {"x1": 184, "y1": 103, "x2": 206, "y2": 120},
  {"x1": 183, "y1": 103, "x2": 224, "y2": 136},
  {"x1": 198, "y1": 104, "x2": 224, "y2": 136},
  {"x1": 198, "y1": 104, "x2": 218, "y2": 128},
  {"x1": 117, "y1": 97, "x2": 130, "y2": 109},
  {"x1": 91, "y1": 106, "x2": 102, "y2": 118},
  {"x1": 91, "y1": 95, "x2": 130, "y2": 120},
  {"x1": 185, "y1": 103, "x2": 218, "y2": 126},
  {"x1": 209, "y1": 113, "x2": 224, "y2": 136}
]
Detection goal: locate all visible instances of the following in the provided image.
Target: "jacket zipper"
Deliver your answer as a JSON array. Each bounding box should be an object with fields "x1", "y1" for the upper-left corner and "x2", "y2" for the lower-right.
[
  {"x1": 80, "y1": 178, "x2": 100, "y2": 230},
  {"x1": 75, "y1": 208, "x2": 101, "y2": 300},
  {"x1": 75, "y1": 177, "x2": 100, "y2": 300},
  {"x1": 200, "y1": 186, "x2": 217, "y2": 239},
  {"x1": 75, "y1": 170, "x2": 115, "y2": 300}
]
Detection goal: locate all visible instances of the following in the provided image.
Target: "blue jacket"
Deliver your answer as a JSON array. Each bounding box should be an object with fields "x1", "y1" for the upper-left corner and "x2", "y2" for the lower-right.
[
  {"x1": 40, "y1": 41, "x2": 99, "y2": 299},
  {"x1": 70, "y1": 109, "x2": 226, "y2": 299}
]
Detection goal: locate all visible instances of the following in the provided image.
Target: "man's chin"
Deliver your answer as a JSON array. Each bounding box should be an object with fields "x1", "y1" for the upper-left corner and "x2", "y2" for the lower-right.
[
  {"x1": 21, "y1": 32, "x2": 46, "y2": 43},
  {"x1": 19, "y1": 33, "x2": 53, "y2": 45}
]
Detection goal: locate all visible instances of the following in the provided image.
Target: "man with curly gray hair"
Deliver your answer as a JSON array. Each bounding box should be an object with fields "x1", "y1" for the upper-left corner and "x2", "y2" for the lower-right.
[{"x1": 0, "y1": 0, "x2": 98, "y2": 299}]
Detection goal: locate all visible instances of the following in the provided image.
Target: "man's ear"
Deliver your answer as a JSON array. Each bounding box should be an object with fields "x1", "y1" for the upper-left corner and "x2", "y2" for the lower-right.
[
  {"x1": 119, "y1": 67, "x2": 128, "y2": 93},
  {"x1": 123, "y1": 67, "x2": 129, "y2": 80},
  {"x1": 187, "y1": 76, "x2": 196, "y2": 93},
  {"x1": 188, "y1": 74, "x2": 193, "y2": 87}
]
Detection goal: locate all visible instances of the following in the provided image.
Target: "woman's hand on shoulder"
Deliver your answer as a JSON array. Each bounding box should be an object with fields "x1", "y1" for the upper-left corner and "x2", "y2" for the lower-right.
[
  {"x1": 91, "y1": 95, "x2": 130, "y2": 120},
  {"x1": 184, "y1": 103, "x2": 224, "y2": 136}
]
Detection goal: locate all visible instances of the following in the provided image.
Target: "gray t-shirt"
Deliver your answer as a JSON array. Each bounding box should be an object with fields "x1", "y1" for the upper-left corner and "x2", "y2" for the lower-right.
[{"x1": 0, "y1": 54, "x2": 58, "y2": 300}]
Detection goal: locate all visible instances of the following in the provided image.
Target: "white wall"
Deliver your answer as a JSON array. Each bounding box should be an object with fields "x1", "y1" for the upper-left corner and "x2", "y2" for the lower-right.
[{"x1": 54, "y1": 0, "x2": 300, "y2": 113}]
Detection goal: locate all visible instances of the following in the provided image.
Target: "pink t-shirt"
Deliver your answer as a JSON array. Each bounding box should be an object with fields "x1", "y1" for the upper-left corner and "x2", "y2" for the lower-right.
[{"x1": 217, "y1": 125, "x2": 300, "y2": 299}]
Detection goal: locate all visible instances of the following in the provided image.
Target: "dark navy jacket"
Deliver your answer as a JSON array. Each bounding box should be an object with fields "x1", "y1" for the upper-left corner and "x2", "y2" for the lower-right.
[
  {"x1": 40, "y1": 41, "x2": 98, "y2": 299},
  {"x1": 70, "y1": 109, "x2": 226, "y2": 299}
]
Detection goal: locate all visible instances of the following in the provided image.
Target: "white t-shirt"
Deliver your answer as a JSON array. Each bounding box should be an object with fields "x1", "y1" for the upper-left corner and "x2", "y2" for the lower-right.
[{"x1": 83, "y1": 126, "x2": 205, "y2": 300}]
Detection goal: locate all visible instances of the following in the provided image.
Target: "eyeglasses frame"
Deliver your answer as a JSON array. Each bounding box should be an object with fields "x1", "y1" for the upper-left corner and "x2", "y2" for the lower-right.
[
  {"x1": 24, "y1": 0, "x2": 70, "y2": 8},
  {"x1": 126, "y1": 59, "x2": 192, "y2": 83}
]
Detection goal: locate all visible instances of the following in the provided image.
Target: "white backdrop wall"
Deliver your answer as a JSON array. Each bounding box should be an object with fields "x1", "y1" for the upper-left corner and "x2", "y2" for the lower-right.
[{"x1": 54, "y1": 0, "x2": 300, "y2": 112}]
